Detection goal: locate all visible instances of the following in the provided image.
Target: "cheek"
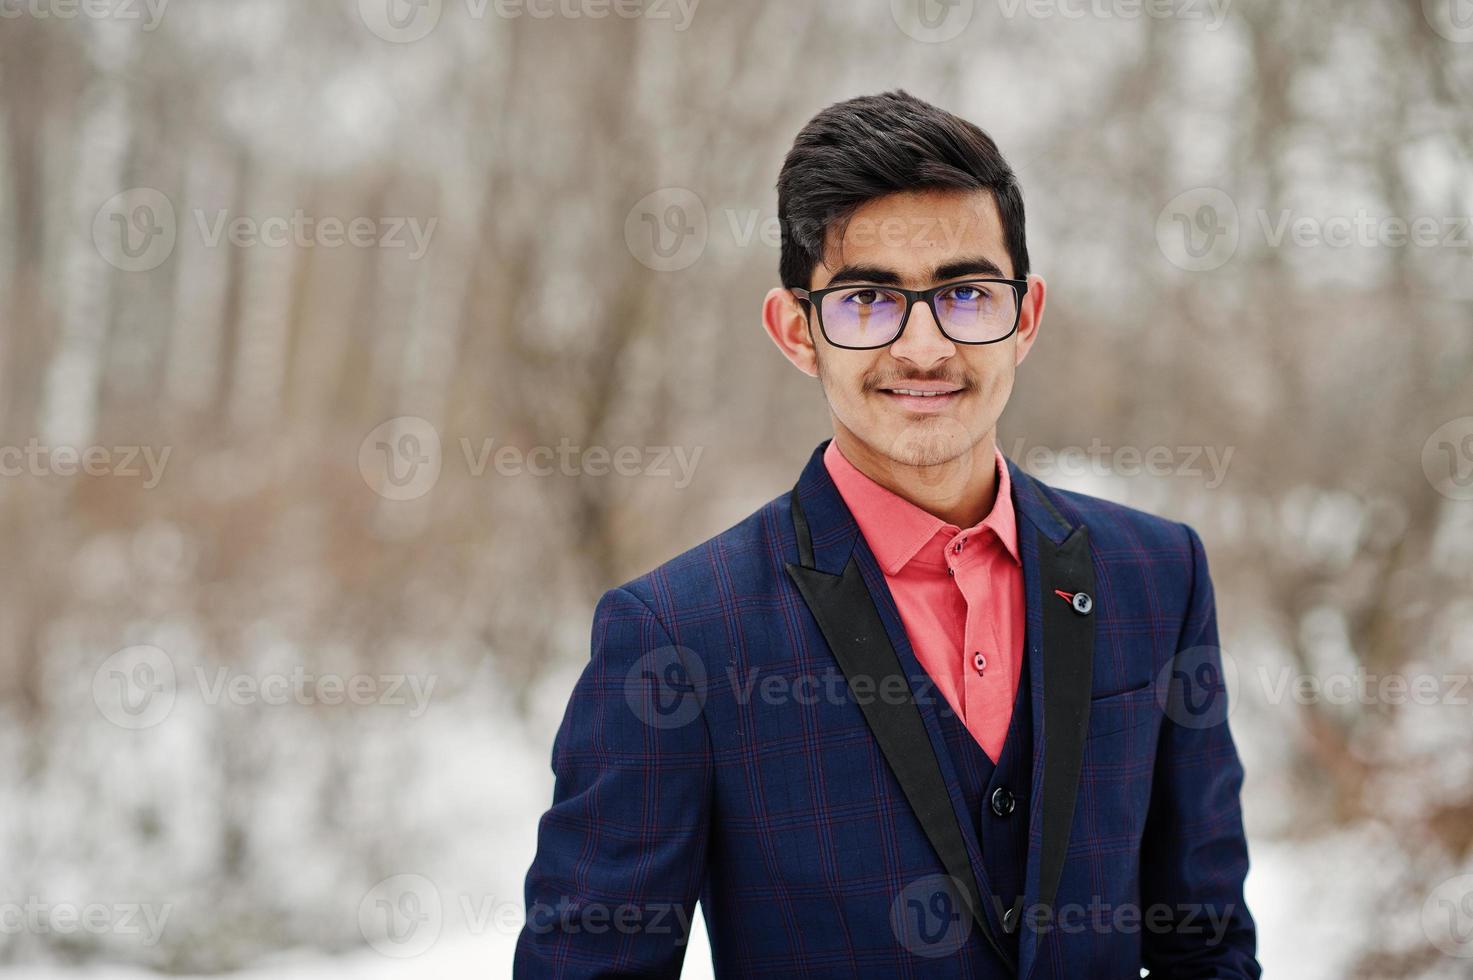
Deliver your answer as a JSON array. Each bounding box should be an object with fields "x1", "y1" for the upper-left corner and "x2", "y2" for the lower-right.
[
  {"x1": 961, "y1": 347, "x2": 1014, "y2": 394},
  {"x1": 816, "y1": 350, "x2": 881, "y2": 406}
]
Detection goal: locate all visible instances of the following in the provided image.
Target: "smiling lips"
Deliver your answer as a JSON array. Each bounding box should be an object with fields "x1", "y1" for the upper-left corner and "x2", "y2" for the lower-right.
[{"x1": 877, "y1": 381, "x2": 965, "y2": 412}]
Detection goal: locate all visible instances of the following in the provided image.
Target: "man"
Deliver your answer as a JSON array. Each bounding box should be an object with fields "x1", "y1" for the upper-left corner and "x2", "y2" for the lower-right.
[{"x1": 516, "y1": 90, "x2": 1259, "y2": 978}]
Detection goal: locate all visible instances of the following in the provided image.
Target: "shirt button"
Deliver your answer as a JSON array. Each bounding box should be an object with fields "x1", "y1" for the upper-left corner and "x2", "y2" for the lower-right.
[
  {"x1": 947, "y1": 567, "x2": 954, "y2": 577},
  {"x1": 1072, "y1": 592, "x2": 1094, "y2": 615},
  {"x1": 990, "y1": 786, "x2": 1016, "y2": 817},
  {"x1": 972, "y1": 651, "x2": 987, "y2": 675},
  {"x1": 954, "y1": 540, "x2": 963, "y2": 553}
]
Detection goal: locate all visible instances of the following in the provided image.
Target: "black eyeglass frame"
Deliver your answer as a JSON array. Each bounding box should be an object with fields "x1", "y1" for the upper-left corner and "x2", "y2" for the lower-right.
[{"x1": 791, "y1": 277, "x2": 1029, "y2": 350}]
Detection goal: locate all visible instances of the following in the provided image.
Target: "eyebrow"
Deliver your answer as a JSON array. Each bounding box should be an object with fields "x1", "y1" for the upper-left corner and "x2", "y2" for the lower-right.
[{"x1": 823, "y1": 255, "x2": 1008, "y2": 287}]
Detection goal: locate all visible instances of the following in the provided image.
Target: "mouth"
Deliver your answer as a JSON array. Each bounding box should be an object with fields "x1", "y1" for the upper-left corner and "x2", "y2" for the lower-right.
[{"x1": 876, "y1": 381, "x2": 965, "y2": 413}]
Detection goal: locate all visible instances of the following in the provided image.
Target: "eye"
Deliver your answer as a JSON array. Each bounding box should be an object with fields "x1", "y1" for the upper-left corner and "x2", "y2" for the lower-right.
[
  {"x1": 942, "y1": 283, "x2": 993, "y2": 304},
  {"x1": 839, "y1": 287, "x2": 898, "y2": 308}
]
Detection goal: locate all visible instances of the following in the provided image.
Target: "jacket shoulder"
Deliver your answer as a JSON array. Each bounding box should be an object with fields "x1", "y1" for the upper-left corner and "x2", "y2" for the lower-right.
[{"x1": 1022, "y1": 474, "x2": 1203, "y2": 567}]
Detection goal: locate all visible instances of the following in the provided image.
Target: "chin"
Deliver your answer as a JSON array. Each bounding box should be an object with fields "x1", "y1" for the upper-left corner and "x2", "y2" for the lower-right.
[{"x1": 882, "y1": 415, "x2": 977, "y2": 469}]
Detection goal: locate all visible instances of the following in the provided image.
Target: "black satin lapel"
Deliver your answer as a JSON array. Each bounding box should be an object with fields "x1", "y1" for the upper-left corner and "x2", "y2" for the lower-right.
[
  {"x1": 785, "y1": 556, "x2": 1013, "y2": 970},
  {"x1": 1035, "y1": 524, "x2": 1096, "y2": 915}
]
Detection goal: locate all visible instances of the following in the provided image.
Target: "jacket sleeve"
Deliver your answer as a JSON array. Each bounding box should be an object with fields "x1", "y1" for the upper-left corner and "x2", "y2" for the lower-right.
[
  {"x1": 514, "y1": 586, "x2": 713, "y2": 978},
  {"x1": 1139, "y1": 524, "x2": 1261, "y2": 978}
]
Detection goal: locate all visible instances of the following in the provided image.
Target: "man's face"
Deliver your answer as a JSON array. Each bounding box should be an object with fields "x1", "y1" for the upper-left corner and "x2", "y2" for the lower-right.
[{"x1": 788, "y1": 188, "x2": 1043, "y2": 471}]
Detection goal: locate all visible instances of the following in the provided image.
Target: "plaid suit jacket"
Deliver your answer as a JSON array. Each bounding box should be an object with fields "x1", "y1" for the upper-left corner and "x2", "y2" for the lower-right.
[{"x1": 516, "y1": 441, "x2": 1259, "y2": 978}]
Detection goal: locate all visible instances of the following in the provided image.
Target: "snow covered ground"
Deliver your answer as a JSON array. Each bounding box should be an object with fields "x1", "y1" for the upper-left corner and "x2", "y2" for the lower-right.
[
  {"x1": 1, "y1": 644, "x2": 1384, "y2": 979},
  {"x1": 5, "y1": 860, "x2": 1334, "y2": 980}
]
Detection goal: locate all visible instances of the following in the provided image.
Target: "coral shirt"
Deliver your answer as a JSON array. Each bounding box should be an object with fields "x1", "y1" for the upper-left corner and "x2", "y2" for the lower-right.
[{"x1": 824, "y1": 440, "x2": 1025, "y2": 762}]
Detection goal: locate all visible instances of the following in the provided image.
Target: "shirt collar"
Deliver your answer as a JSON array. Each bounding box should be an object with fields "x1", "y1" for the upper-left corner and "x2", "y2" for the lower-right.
[{"x1": 823, "y1": 439, "x2": 1021, "y2": 575}]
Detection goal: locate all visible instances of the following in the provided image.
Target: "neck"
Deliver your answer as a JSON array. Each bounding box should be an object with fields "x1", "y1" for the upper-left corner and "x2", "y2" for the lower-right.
[{"x1": 831, "y1": 422, "x2": 1000, "y2": 528}]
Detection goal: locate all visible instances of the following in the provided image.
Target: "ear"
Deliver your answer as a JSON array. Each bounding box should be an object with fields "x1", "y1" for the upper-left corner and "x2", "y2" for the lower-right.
[
  {"x1": 1013, "y1": 273, "x2": 1046, "y2": 367},
  {"x1": 763, "y1": 287, "x2": 819, "y2": 378}
]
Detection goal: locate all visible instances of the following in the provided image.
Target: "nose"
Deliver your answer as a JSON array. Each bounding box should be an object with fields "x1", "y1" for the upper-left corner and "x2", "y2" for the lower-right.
[{"x1": 887, "y1": 299, "x2": 954, "y2": 371}]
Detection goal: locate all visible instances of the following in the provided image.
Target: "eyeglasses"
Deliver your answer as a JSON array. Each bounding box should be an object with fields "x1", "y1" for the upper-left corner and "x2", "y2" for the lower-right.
[{"x1": 791, "y1": 278, "x2": 1028, "y2": 350}]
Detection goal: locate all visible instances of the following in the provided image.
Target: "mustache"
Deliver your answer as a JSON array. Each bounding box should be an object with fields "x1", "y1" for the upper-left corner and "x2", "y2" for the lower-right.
[{"x1": 863, "y1": 371, "x2": 975, "y2": 392}]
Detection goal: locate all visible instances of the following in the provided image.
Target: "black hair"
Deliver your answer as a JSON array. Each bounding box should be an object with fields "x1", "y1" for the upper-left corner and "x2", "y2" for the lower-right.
[{"x1": 776, "y1": 89, "x2": 1029, "y2": 289}]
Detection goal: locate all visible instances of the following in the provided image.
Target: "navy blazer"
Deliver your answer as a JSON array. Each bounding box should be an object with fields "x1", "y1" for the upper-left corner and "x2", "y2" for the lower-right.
[{"x1": 516, "y1": 441, "x2": 1259, "y2": 978}]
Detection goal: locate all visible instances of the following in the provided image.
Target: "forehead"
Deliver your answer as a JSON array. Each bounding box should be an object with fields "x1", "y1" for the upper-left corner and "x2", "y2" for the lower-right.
[{"x1": 817, "y1": 188, "x2": 1009, "y2": 286}]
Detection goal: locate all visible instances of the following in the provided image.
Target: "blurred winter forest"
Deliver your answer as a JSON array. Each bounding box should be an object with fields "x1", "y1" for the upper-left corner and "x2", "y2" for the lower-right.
[{"x1": 1, "y1": 0, "x2": 1471, "y2": 976}]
